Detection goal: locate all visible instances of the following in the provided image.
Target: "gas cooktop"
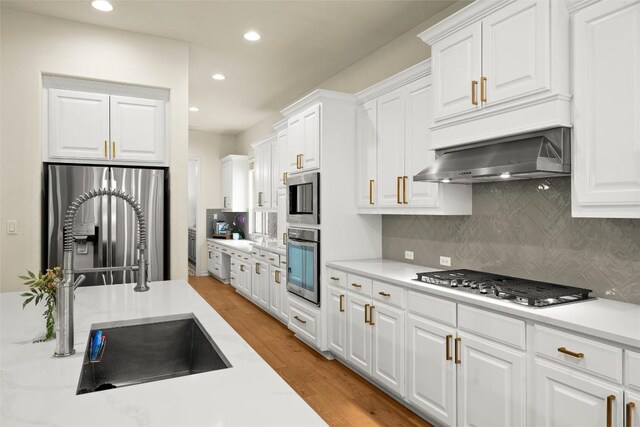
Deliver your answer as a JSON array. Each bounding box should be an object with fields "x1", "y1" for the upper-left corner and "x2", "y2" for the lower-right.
[{"x1": 415, "y1": 269, "x2": 592, "y2": 308}]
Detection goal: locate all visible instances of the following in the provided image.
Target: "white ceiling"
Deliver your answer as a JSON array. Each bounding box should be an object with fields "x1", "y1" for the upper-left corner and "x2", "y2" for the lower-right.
[{"x1": 1, "y1": 1, "x2": 456, "y2": 134}]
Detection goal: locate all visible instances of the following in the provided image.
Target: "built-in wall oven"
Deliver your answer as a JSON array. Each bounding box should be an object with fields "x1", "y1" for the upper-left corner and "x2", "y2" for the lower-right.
[
  {"x1": 286, "y1": 227, "x2": 320, "y2": 306},
  {"x1": 287, "y1": 172, "x2": 319, "y2": 225}
]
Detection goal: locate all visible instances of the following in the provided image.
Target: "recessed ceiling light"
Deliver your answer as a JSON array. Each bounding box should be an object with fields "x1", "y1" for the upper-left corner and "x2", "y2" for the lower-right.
[
  {"x1": 189, "y1": 107, "x2": 199, "y2": 112},
  {"x1": 441, "y1": 178, "x2": 452, "y2": 183},
  {"x1": 91, "y1": 0, "x2": 113, "y2": 12},
  {"x1": 500, "y1": 172, "x2": 511, "y2": 179},
  {"x1": 243, "y1": 31, "x2": 261, "y2": 41},
  {"x1": 211, "y1": 73, "x2": 226, "y2": 81}
]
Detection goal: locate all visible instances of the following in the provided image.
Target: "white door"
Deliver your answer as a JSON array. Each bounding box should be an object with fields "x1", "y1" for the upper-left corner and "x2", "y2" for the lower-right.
[
  {"x1": 239, "y1": 262, "x2": 251, "y2": 297},
  {"x1": 271, "y1": 139, "x2": 279, "y2": 206},
  {"x1": 110, "y1": 95, "x2": 165, "y2": 164},
  {"x1": 376, "y1": 89, "x2": 405, "y2": 208},
  {"x1": 356, "y1": 100, "x2": 378, "y2": 208},
  {"x1": 533, "y1": 360, "x2": 623, "y2": 427},
  {"x1": 371, "y1": 302, "x2": 405, "y2": 396},
  {"x1": 481, "y1": 0, "x2": 550, "y2": 105},
  {"x1": 276, "y1": 188, "x2": 287, "y2": 245},
  {"x1": 404, "y1": 76, "x2": 439, "y2": 208},
  {"x1": 251, "y1": 261, "x2": 262, "y2": 303},
  {"x1": 221, "y1": 159, "x2": 232, "y2": 209},
  {"x1": 258, "y1": 262, "x2": 269, "y2": 309},
  {"x1": 254, "y1": 144, "x2": 271, "y2": 209},
  {"x1": 627, "y1": 390, "x2": 640, "y2": 427},
  {"x1": 268, "y1": 267, "x2": 282, "y2": 317},
  {"x1": 328, "y1": 286, "x2": 347, "y2": 358},
  {"x1": 48, "y1": 89, "x2": 110, "y2": 161},
  {"x1": 301, "y1": 104, "x2": 321, "y2": 171},
  {"x1": 277, "y1": 129, "x2": 288, "y2": 188},
  {"x1": 431, "y1": 22, "x2": 483, "y2": 121},
  {"x1": 207, "y1": 249, "x2": 215, "y2": 274},
  {"x1": 279, "y1": 268, "x2": 289, "y2": 323},
  {"x1": 406, "y1": 314, "x2": 456, "y2": 427},
  {"x1": 572, "y1": 0, "x2": 640, "y2": 218},
  {"x1": 287, "y1": 114, "x2": 303, "y2": 174},
  {"x1": 346, "y1": 292, "x2": 373, "y2": 375},
  {"x1": 457, "y1": 332, "x2": 526, "y2": 427}
]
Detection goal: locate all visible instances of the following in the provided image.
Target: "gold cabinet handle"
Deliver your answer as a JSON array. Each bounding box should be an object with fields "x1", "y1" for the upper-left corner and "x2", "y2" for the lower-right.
[
  {"x1": 208, "y1": 251, "x2": 212, "y2": 259},
  {"x1": 294, "y1": 315, "x2": 307, "y2": 324},
  {"x1": 258, "y1": 192, "x2": 263, "y2": 207},
  {"x1": 223, "y1": 196, "x2": 227, "y2": 208},
  {"x1": 351, "y1": 283, "x2": 362, "y2": 288},
  {"x1": 397, "y1": 176, "x2": 402, "y2": 204},
  {"x1": 339, "y1": 294, "x2": 344, "y2": 312},
  {"x1": 627, "y1": 402, "x2": 636, "y2": 427},
  {"x1": 455, "y1": 337, "x2": 461, "y2": 364},
  {"x1": 240, "y1": 265, "x2": 245, "y2": 272},
  {"x1": 558, "y1": 347, "x2": 584, "y2": 359},
  {"x1": 481, "y1": 76, "x2": 487, "y2": 103},
  {"x1": 471, "y1": 80, "x2": 478, "y2": 105},
  {"x1": 607, "y1": 395, "x2": 615, "y2": 427},
  {"x1": 296, "y1": 154, "x2": 299, "y2": 169},
  {"x1": 378, "y1": 291, "x2": 390, "y2": 297},
  {"x1": 255, "y1": 263, "x2": 260, "y2": 274},
  {"x1": 330, "y1": 276, "x2": 340, "y2": 281},
  {"x1": 112, "y1": 141, "x2": 116, "y2": 158},
  {"x1": 283, "y1": 233, "x2": 287, "y2": 245},
  {"x1": 275, "y1": 270, "x2": 281, "y2": 284},
  {"x1": 369, "y1": 179, "x2": 375, "y2": 205},
  {"x1": 104, "y1": 140, "x2": 108, "y2": 158},
  {"x1": 364, "y1": 304, "x2": 370, "y2": 324},
  {"x1": 299, "y1": 153, "x2": 303, "y2": 169},
  {"x1": 283, "y1": 172, "x2": 288, "y2": 184},
  {"x1": 445, "y1": 335, "x2": 453, "y2": 361},
  {"x1": 369, "y1": 305, "x2": 375, "y2": 325},
  {"x1": 403, "y1": 176, "x2": 408, "y2": 204}
]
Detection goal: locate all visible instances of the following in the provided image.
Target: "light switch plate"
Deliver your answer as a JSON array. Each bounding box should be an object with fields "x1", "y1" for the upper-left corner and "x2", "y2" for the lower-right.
[
  {"x1": 404, "y1": 251, "x2": 414, "y2": 260},
  {"x1": 7, "y1": 220, "x2": 17, "y2": 235},
  {"x1": 440, "y1": 256, "x2": 451, "y2": 267}
]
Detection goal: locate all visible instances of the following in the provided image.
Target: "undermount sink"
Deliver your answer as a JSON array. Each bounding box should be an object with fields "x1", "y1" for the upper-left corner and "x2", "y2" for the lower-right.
[{"x1": 77, "y1": 314, "x2": 231, "y2": 395}]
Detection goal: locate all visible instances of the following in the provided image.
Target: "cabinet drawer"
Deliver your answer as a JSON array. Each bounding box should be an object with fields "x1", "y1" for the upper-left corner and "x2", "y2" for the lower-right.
[
  {"x1": 372, "y1": 281, "x2": 405, "y2": 309},
  {"x1": 627, "y1": 351, "x2": 640, "y2": 391},
  {"x1": 458, "y1": 304, "x2": 525, "y2": 350},
  {"x1": 206, "y1": 240, "x2": 214, "y2": 249},
  {"x1": 230, "y1": 260, "x2": 239, "y2": 273},
  {"x1": 347, "y1": 273, "x2": 373, "y2": 296},
  {"x1": 407, "y1": 291, "x2": 456, "y2": 327},
  {"x1": 265, "y1": 252, "x2": 280, "y2": 267},
  {"x1": 288, "y1": 299, "x2": 319, "y2": 346},
  {"x1": 534, "y1": 325, "x2": 622, "y2": 384},
  {"x1": 213, "y1": 244, "x2": 221, "y2": 251},
  {"x1": 233, "y1": 251, "x2": 244, "y2": 261},
  {"x1": 327, "y1": 268, "x2": 346, "y2": 289},
  {"x1": 230, "y1": 273, "x2": 238, "y2": 287}
]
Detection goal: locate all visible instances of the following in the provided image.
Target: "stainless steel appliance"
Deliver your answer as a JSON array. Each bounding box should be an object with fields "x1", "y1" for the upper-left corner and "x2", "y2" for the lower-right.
[
  {"x1": 413, "y1": 127, "x2": 571, "y2": 184},
  {"x1": 415, "y1": 269, "x2": 592, "y2": 308},
  {"x1": 287, "y1": 172, "x2": 319, "y2": 225},
  {"x1": 214, "y1": 221, "x2": 228, "y2": 235},
  {"x1": 46, "y1": 164, "x2": 166, "y2": 286},
  {"x1": 286, "y1": 227, "x2": 320, "y2": 305}
]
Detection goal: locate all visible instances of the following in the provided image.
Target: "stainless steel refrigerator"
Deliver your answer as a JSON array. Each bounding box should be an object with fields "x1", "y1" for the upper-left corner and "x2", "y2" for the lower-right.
[{"x1": 46, "y1": 164, "x2": 166, "y2": 286}]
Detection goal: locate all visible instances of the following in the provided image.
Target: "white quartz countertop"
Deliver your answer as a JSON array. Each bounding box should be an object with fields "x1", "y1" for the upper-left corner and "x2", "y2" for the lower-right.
[
  {"x1": 207, "y1": 238, "x2": 254, "y2": 254},
  {"x1": 327, "y1": 259, "x2": 640, "y2": 349},
  {"x1": 251, "y1": 242, "x2": 286, "y2": 257},
  {"x1": 0, "y1": 281, "x2": 325, "y2": 426}
]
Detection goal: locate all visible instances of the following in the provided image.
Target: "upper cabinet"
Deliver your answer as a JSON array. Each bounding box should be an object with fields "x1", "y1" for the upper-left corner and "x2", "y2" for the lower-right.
[
  {"x1": 419, "y1": 0, "x2": 570, "y2": 149},
  {"x1": 47, "y1": 88, "x2": 167, "y2": 166},
  {"x1": 287, "y1": 104, "x2": 320, "y2": 174},
  {"x1": 570, "y1": 0, "x2": 640, "y2": 218},
  {"x1": 355, "y1": 60, "x2": 471, "y2": 215},
  {"x1": 274, "y1": 120, "x2": 289, "y2": 189},
  {"x1": 252, "y1": 135, "x2": 275, "y2": 211},
  {"x1": 220, "y1": 155, "x2": 248, "y2": 212}
]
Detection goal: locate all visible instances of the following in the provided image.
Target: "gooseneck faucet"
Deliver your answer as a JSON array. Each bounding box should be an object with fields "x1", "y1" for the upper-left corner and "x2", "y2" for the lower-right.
[{"x1": 54, "y1": 188, "x2": 149, "y2": 357}]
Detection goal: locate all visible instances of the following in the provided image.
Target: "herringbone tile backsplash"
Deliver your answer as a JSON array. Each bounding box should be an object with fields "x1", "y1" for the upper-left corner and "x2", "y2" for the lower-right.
[{"x1": 382, "y1": 177, "x2": 640, "y2": 304}]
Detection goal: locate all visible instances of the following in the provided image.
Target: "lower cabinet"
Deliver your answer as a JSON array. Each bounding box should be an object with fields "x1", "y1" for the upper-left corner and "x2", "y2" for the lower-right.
[
  {"x1": 346, "y1": 292, "x2": 373, "y2": 374},
  {"x1": 371, "y1": 303, "x2": 405, "y2": 396},
  {"x1": 327, "y1": 285, "x2": 346, "y2": 358},
  {"x1": 251, "y1": 260, "x2": 269, "y2": 310},
  {"x1": 237, "y1": 261, "x2": 251, "y2": 297},
  {"x1": 533, "y1": 359, "x2": 623, "y2": 427},
  {"x1": 207, "y1": 246, "x2": 215, "y2": 274},
  {"x1": 268, "y1": 265, "x2": 288, "y2": 322},
  {"x1": 406, "y1": 313, "x2": 456, "y2": 426},
  {"x1": 627, "y1": 390, "x2": 639, "y2": 427}
]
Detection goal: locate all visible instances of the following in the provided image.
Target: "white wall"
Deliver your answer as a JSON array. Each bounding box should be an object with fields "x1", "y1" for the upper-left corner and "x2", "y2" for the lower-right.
[
  {"x1": 188, "y1": 129, "x2": 242, "y2": 275},
  {"x1": 0, "y1": 10, "x2": 190, "y2": 292}
]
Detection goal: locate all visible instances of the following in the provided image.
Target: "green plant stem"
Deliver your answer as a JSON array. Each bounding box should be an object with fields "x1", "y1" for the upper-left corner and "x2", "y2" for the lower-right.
[{"x1": 44, "y1": 296, "x2": 55, "y2": 341}]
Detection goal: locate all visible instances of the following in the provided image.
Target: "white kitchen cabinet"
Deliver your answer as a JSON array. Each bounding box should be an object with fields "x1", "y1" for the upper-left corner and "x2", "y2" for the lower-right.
[
  {"x1": 268, "y1": 265, "x2": 286, "y2": 321},
  {"x1": 206, "y1": 245, "x2": 215, "y2": 275},
  {"x1": 327, "y1": 285, "x2": 347, "y2": 358},
  {"x1": 456, "y1": 332, "x2": 526, "y2": 427},
  {"x1": 109, "y1": 95, "x2": 165, "y2": 164},
  {"x1": 376, "y1": 89, "x2": 405, "y2": 208},
  {"x1": 571, "y1": 0, "x2": 640, "y2": 218},
  {"x1": 346, "y1": 292, "x2": 373, "y2": 375},
  {"x1": 252, "y1": 137, "x2": 274, "y2": 210},
  {"x1": 287, "y1": 104, "x2": 320, "y2": 174},
  {"x1": 355, "y1": 100, "x2": 377, "y2": 209},
  {"x1": 276, "y1": 188, "x2": 287, "y2": 246},
  {"x1": 276, "y1": 128, "x2": 289, "y2": 189},
  {"x1": 533, "y1": 359, "x2": 623, "y2": 427},
  {"x1": 47, "y1": 89, "x2": 110, "y2": 161},
  {"x1": 237, "y1": 261, "x2": 252, "y2": 297},
  {"x1": 406, "y1": 313, "x2": 456, "y2": 426},
  {"x1": 627, "y1": 390, "x2": 639, "y2": 427},
  {"x1": 220, "y1": 155, "x2": 248, "y2": 212},
  {"x1": 419, "y1": 0, "x2": 571, "y2": 149},
  {"x1": 371, "y1": 302, "x2": 405, "y2": 396},
  {"x1": 251, "y1": 260, "x2": 269, "y2": 310},
  {"x1": 47, "y1": 89, "x2": 167, "y2": 165}
]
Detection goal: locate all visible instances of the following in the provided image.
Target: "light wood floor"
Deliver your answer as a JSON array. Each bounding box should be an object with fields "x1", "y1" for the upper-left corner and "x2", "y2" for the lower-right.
[{"x1": 189, "y1": 275, "x2": 431, "y2": 427}]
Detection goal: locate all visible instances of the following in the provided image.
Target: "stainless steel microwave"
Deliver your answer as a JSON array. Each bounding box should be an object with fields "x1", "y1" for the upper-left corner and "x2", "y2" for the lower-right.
[{"x1": 286, "y1": 172, "x2": 319, "y2": 225}]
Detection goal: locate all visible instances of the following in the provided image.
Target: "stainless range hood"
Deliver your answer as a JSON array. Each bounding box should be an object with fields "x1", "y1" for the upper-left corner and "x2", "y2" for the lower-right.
[{"x1": 414, "y1": 127, "x2": 571, "y2": 184}]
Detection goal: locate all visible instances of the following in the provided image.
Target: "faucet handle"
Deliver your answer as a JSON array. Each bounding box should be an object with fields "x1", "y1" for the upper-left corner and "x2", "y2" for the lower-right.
[{"x1": 73, "y1": 275, "x2": 86, "y2": 290}]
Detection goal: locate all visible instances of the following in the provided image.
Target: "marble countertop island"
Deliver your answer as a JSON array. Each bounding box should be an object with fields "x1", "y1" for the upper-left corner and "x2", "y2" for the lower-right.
[{"x1": 0, "y1": 280, "x2": 325, "y2": 426}]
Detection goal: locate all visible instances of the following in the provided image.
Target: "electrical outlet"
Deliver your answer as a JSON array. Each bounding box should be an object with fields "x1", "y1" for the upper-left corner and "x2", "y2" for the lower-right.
[
  {"x1": 440, "y1": 256, "x2": 451, "y2": 267},
  {"x1": 6, "y1": 220, "x2": 17, "y2": 235},
  {"x1": 404, "y1": 251, "x2": 414, "y2": 261},
  {"x1": 213, "y1": 213, "x2": 218, "y2": 220}
]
